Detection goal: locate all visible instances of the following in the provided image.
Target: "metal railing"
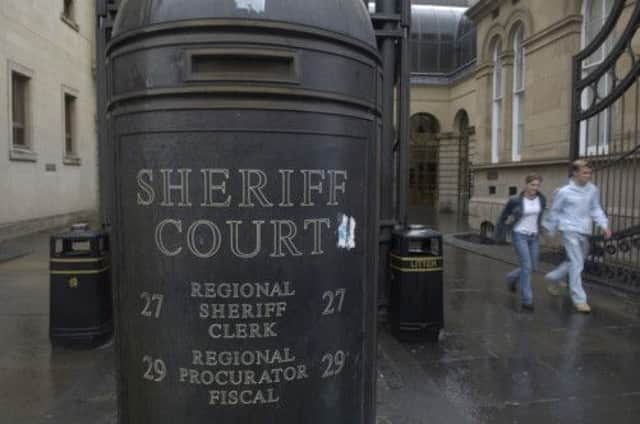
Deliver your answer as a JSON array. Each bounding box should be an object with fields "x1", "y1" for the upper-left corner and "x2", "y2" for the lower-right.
[{"x1": 570, "y1": 0, "x2": 640, "y2": 293}]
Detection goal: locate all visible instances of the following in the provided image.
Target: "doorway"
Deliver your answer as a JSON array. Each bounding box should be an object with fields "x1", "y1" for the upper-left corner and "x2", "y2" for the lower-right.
[{"x1": 409, "y1": 113, "x2": 440, "y2": 206}]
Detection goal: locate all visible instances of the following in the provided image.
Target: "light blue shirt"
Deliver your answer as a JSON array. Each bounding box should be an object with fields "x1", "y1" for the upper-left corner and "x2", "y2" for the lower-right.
[{"x1": 544, "y1": 180, "x2": 609, "y2": 235}]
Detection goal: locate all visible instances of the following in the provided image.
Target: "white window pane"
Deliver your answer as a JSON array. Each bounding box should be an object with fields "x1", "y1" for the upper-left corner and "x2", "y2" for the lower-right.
[
  {"x1": 492, "y1": 100, "x2": 502, "y2": 163},
  {"x1": 518, "y1": 123, "x2": 524, "y2": 145},
  {"x1": 493, "y1": 42, "x2": 502, "y2": 98},
  {"x1": 494, "y1": 63, "x2": 502, "y2": 98},
  {"x1": 517, "y1": 95, "x2": 525, "y2": 125},
  {"x1": 515, "y1": 54, "x2": 524, "y2": 91},
  {"x1": 512, "y1": 93, "x2": 524, "y2": 160}
]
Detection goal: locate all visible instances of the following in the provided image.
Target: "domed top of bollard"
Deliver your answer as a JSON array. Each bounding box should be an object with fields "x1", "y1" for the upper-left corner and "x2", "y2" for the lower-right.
[{"x1": 112, "y1": 0, "x2": 377, "y2": 46}]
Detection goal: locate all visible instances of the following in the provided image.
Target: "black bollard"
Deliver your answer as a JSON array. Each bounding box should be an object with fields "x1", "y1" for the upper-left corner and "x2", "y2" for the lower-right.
[{"x1": 106, "y1": 0, "x2": 381, "y2": 422}]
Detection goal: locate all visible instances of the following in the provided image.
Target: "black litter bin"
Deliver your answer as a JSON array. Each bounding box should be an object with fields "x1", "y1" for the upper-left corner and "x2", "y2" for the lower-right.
[
  {"x1": 49, "y1": 224, "x2": 112, "y2": 347},
  {"x1": 390, "y1": 225, "x2": 444, "y2": 342}
]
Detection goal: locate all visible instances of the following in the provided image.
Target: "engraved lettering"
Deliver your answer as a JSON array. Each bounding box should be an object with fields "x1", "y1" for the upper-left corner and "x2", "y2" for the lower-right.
[
  {"x1": 143, "y1": 356, "x2": 167, "y2": 382},
  {"x1": 321, "y1": 350, "x2": 346, "y2": 378},
  {"x1": 208, "y1": 322, "x2": 278, "y2": 339},
  {"x1": 201, "y1": 169, "x2": 231, "y2": 207},
  {"x1": 322, "y1": 288, "x2": 346, "y2": 315},
  {"x1": 301, "y1": 169, "x2": 325, "y2": 206},
  {"x1": 198, "y1": 302, "x2": 287, "y2": 319},
  {"x1": 208, "y1": 388, "x2": 280, "y2": 406},
  {"x1": 155, "y1": 219, "x2": 183, "y2": 256},
  {"x1": 304, "y1": 218, "x2": 331, "y2": 255},
  {"x1": 187, "y1": 220, "x2": 222, "y2": 258},
  {"x1": 239, "y1": 169, "x2": 273, "y2": 207},
  {"x1": 136, "y1": 169, "x2": 155, "y2": 206},
  {"x1": 160, "y1": 168, "x2": 192, "y2": 207},
  {"x1": 190, "y1": 348, "x2": 296, "y2": 367},
  {"x1": 140, "y1": 292, "x2": 164, "y2": 318},
  {"x1": 189, "y1": 281, "x2": 295, "y2": 299},
  {"x1": 278, "y1": 169, "x2": 294, "y2": 207},
  {"x1": 227, "y1": 220, "x2": 264, "y2": 259},
  {"x1": 327, "y1": 170, "x2": 348, "y2": 206},
  {"x1": 270, "y1": 220, "x2": 302, "y2": 257}
]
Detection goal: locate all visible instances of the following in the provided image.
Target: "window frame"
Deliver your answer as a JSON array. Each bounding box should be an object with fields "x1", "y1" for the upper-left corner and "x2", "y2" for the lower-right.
[
  {"x1": 491, "y1": 40, "x2": 503, "y2": 164},
  {"x1": 61, "y1": 0, "x2": 79, "y2": 31},
  {"x1": 579, "y1": 0, "x2": 613, "y2": 156},
  {"x1": 7, "y1": 61, "x2": 36, "y2": 162},
  {"x1": 512, "y1": 24, "x2": 525, "y2": 162},
  {"x1": 62, "y1": 85, "x2": 81, "y2": 166}
]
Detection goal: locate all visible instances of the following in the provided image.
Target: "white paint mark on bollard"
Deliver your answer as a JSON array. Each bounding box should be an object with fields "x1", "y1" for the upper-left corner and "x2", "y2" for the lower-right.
[
  {"x1": 235, "y1": 0, "x2": 265, "y2": 13},
  {"x1": 337, "y1": 214, "x2": 356, "y2": 250}
]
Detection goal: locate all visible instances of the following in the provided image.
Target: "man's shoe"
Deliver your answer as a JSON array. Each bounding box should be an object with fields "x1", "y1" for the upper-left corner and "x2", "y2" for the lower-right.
[
  {"x1": 574, "y1": 302, "x2": 592, "y2": 313},
  {"x1": 508, "y1": 282, "x2": 517, "y2": 293},
  {"x1": 521, "y1": 303, "x2": 535, "y2": 312}
]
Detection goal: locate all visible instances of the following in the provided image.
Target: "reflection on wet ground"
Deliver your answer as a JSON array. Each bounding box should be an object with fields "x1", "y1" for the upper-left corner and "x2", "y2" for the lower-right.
[
  {"x1": 1, "y1": 211, "x2": 639, "y2": 423},
  {"x1": 376, "y1": 208, "x2": 640, "y2": 424}
]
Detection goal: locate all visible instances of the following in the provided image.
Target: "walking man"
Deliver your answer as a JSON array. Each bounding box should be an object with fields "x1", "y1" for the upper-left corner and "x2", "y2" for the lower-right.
[{"x1": 544, "y1": 160, "x2": 611, "y2": 313}]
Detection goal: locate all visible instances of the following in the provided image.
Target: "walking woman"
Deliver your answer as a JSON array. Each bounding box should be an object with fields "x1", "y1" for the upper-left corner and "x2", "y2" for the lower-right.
[{"x1": 496, "y1": 173, "x2": 546, "y2": 311}]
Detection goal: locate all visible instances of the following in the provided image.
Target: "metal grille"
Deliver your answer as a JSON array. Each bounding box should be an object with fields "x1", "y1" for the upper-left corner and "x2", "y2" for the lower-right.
[{"x1": 570, "y1": 0, "x2": 640, "y2": 293}]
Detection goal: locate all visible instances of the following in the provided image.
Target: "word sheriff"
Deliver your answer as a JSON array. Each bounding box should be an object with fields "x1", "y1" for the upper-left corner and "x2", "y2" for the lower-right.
[
  {"x1": 136, "y1": 168, "x2": 348, "y2": 209},
  {"x1": 135, "y1": 167, "x2": 352, "y2": 258}
]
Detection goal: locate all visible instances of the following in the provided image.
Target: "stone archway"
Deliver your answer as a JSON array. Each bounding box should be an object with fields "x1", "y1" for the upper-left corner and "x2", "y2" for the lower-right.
[
  {"x1": 409, "y1": 113, "x2": 440, "y2": 206},
  {"x1": 454, "y1": 109, "x2": 473, "y2": 217}
]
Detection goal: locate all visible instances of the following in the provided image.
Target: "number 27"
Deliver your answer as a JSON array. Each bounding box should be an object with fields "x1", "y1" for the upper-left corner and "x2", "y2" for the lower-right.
[
  {"x1": 140, "y1": 292, "x2": 164, "y2": 318},
  {"x1": 322, "y1": 289, "x2": 346, "y2": 315}
]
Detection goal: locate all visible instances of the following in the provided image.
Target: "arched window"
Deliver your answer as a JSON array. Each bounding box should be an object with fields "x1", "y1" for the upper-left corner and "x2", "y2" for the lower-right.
[
  {"x1": 580, "y1": 0, "x2": 614, "y2": 155},
  {"x1": 410, "y1": 113, "x2": 440, "y2": 143},
  {"x1": 491, "y1": 40, "x2": 503, "y2": 164},
  {"x1": 512, "y1": 24, "x2": 525, "y2": 162}
]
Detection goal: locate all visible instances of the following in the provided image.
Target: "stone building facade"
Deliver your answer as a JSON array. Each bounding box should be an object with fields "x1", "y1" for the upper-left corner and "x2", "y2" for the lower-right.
[
  {"x1": 0, "y1": 1, "x2": 97, "y2": 241},
  {"x1": 409, "y1": 0, "x2": 636, "y2": 231}
]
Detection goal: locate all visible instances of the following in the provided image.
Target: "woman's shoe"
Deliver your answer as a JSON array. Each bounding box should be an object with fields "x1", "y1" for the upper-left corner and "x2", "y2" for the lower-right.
[{"x1": 521, "y1": 303, "x2": 535, "y2": 312}]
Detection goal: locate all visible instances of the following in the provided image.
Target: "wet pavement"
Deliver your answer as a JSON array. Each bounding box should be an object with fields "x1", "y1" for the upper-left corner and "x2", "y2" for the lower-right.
[
  {"x1": 1, "y1": 214, "x2": 640, "y2": 423},
  {"x1": 0, "y1": 231, "x2": 117, "y2": 424},
  {"x1": 377, "y1": 246, "x2": 640, "y2": 423}
]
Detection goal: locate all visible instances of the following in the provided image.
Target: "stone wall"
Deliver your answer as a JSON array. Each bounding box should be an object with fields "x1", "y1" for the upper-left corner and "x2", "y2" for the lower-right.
[
  {"x1": 466, "y1": 0, "x2": 584, "y2": 229},
  {"x1": 0, "y1": 1, "x2": 97, "y2": 236},
  {"x1": 410, "y1": 74, "x2": 477, "y2": 214}
]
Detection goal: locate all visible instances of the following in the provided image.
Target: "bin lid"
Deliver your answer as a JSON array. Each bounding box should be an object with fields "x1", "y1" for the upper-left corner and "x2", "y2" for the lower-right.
[
  {"x1": 113, "y1": 0, "x2": 376, "y2": 47},
  {"x1": 52, "y1": 225, "x2": 107, "y2": 241},
  {"x1": 393, "y1": 225, "x2": 441, "y2": 239}
]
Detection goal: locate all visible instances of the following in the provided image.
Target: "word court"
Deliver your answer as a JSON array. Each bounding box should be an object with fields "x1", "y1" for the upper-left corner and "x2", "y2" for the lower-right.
[{"x1": 135, "y1": 167, "x2": 350, "y2": 258}]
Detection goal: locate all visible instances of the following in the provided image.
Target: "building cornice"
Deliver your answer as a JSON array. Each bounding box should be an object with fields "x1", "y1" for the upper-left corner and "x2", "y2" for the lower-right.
[
  {"x1": 466, "y1": 0, "x2": 501, "y2": 22},
  {"x1": 474, "y1": 62, "x2": 492, "y2": 79},
  {"x1": 410, "y1": 60, "x2": 477, "y2": 87},
  {"x1": 473, "y1": 158, "x2": 569, "y2": 170},
  {"x1": 523, "y1": 14, "x2": 583, "y2": 55}
]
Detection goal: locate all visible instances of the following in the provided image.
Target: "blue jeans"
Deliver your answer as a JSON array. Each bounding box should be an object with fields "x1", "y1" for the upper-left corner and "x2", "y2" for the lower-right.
[
  {"x1": 545, "y1": 231, "x2": 590, "y2": 304},
  {"x1": 506, "y1": 232, "x2": 539, "y2": 305}
]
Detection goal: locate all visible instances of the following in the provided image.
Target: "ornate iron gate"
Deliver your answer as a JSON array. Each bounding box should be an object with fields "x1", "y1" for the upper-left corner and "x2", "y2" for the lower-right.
[{"x1": 570, "y1": 0, "x2": 640, "y2": 293}]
